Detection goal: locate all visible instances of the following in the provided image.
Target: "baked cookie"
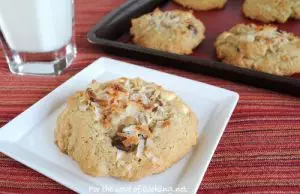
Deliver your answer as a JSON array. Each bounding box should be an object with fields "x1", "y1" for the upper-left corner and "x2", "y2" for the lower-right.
[
  {"x1": 130, "y1": 8, "x2": 205, "y2": 55},
  {"x1": 215, "y1": 24, "x2": 300, "y2": 76},
  {"x1": 243, "y1": 0, "x2": 300, "y2": 23},
  {"x1": 174, "y1": 0, "x2": 228, "y2": 10},
  {"x1": 55, "y1": 78, "x2": 198, "y2": 181}
]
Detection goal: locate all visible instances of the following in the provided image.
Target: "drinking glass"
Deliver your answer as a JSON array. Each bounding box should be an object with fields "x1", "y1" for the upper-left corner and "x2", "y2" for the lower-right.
[{"x1": 0, "y1": 0, "x2": 76, "y2": 75}]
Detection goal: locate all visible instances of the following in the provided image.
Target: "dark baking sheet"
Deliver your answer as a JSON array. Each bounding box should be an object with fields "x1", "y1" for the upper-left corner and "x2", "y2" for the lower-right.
[{"x1": 87, "y1": 0, "x2": 300, "y2": 96}]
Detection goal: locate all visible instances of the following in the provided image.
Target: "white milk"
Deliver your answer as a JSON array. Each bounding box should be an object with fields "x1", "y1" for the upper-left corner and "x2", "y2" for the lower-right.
[{"x1": 0, "y1": 0, "x2": 73, "y2": 52}]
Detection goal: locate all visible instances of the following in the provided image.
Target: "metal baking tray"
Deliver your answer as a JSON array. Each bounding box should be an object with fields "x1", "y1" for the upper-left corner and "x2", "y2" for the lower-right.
[{"x1": 87, "y1": 0, "x2": 300, "y2": 97}]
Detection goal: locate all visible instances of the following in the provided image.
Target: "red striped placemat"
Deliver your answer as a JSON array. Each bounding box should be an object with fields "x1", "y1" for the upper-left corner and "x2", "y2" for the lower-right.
[{"x1": 0, "y1": 0, "x2": 299, "y2": 193}]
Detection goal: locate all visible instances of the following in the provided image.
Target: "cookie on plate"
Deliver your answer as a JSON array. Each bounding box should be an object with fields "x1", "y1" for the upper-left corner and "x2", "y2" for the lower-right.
[
  {"x1": 130, "y1": 8, "x2": 205, "y2": 55},
  {"x1": 174, "y1": 0, "x2": 228, "y2": 10},
  {"x1": 243, "y1": 0, "x2": 300, "y2": 23},
  {"x1": 215, "y1": 24, "x2": 300, "y2": 76},
  {"x1": 55, "y1": 77, "x2": 198, "y2": 181}
]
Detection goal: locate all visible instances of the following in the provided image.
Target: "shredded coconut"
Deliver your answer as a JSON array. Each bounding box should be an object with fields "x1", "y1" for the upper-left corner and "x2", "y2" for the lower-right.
[
  {"x1": 145, "y1": 151, "x2": 160, "y2": 163},
  {"x1": 91, "y1": 102, "x2": 101, "y2": 121},
  {"x1": 79, "y1": 104, "x2": 89, "y2": 111},
  {"x1": 122, "y1": 125, "x2": 136, "y2": 136},
  {"x1": 140, "y1": 93, "x2": 150, "y2": 105},
  {"x1": 136, "y1": 136, "x2": 145, "y2": 158},
  {"x1": 116, "y1": 150, "x2": 124, "y2": 161},
  {"x1": 138, "y1": 113, "x2": 152, "y2": 125}
]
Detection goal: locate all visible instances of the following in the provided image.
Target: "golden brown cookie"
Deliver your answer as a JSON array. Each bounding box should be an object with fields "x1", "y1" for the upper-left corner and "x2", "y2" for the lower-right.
[
  {"x1": 243, "y1": 0, "x2": 300, "y2": 23},
  {"x1": 215, "y1": 24, "x2": 300, "y2": 76},
  {"x1": 174, "y1": 0, "x2": 228, "y2": 10},
  {"x1": 130, "y1": 8, "x2": 205, "y2": 55},
  {"x1": 55, "y1": 78, "x2": 198, "y2": 181}
]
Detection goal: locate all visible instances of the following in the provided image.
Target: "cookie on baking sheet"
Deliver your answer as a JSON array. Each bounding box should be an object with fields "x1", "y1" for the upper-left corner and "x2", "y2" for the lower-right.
[
  {"x1": 130, "y1": 8, "x2": 205, "y2": 55},
  {"x1": 215, "y1": 24, "x2": 300, "y2": 76},
  {"x1": 174, "y1": 0, "x2": 227, "y2": 10},
  {"x1": 243, "y1": 0, "x2": 300, "y2": 23},
  {"x1": 55, "y1": 77, "x2": 198, "y2": 181}
]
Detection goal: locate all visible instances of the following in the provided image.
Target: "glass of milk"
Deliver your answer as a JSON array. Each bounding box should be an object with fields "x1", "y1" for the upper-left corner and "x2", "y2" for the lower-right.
[{"x1": 0, "y1": 0, "x2": 76, "y2": 75}]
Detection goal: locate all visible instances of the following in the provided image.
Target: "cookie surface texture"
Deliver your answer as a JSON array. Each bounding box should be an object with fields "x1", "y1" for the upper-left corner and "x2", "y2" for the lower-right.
[
  {"x1": 55, "y1": 77, "x2": 198, "y2": 181},
  {"x1": 130, "y1": 9, "x2": 205, "y2": 55},
  {"x1": 215, "y1": 24, "x2": 300, "y2": 76},
  {"x1": 243, "y1": 0, "x2": 300, "y2": 23},
  {"x1": 174, "y1": 0, "x2": 228, "y2": 10}
]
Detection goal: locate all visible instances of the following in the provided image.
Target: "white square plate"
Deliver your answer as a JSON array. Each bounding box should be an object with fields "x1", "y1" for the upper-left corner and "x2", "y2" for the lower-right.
[{"x1": 0, "y1": 57, "x2": 238, "y2": 194}]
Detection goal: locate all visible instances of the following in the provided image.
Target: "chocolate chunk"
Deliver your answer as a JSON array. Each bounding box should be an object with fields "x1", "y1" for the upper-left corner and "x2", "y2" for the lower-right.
[
  {"x1": 276, "y1": 29, "x2": 283, "y2": 34},
  {"x1": 187, "y1": 24, "x2": 198, "y2": 35},
  {"x1": 152, "y1": 106, "x2": 158, "y2": 112},
  {"x1": 111, "y1": 135, "x2": 137, "y2": 152}
]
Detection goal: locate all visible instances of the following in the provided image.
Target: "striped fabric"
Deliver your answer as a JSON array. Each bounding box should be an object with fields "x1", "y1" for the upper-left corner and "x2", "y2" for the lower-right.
[{"x1": 0, "y1": 0, "x2": 299, "y2": 193}]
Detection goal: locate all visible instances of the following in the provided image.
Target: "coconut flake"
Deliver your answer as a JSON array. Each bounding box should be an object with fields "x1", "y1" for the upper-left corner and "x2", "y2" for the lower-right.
[
  {"x1": 116, "y1": 150, "x2": 124, "y2": 161},
  {"x1": 130, "y1": 93, "x2": 140, "y2": 101},
  {"x1": 153, "y1": 106, "x2": 165, "y2": 120},
  {"x1": 98, "y1": 93, "x2": 110, "y2": 101},
  {"x1": 91, "y1": 102, "x2": 101, "y2": 121},
  {"x1": 136, "y1": 136, "x2": 145, "y2": 158},
  {"x1": 124, "y1": 79, "x2": 132, "y2": 91},
  {"x1": 94, "y1": 108, "x2": 101, "y2": 120},
  {"x1": 79, "y1": 98, "x2": 89, "y2": 111},
  {"x1": 122, "y1": 125, "x2": 136, "y2": 136},
  {"x1": 144, "y1": 87, "x2": 154, "y2": 97},
  {"x1": 258, "y1": 29, "x2": 276, "y2": 39},
  {"x1": 140, "y1": 93, "x2": 150, "y2": 105},
  {"x1": 160, "y1": 91, "x2": 176, "y2": 101},
  {"x1": 138, "y1": 113, "x2": 152, "y2": 125},
  {"x1": 79, "y1": 104, "x2": 89, "y2": 111},
  {"x1": 145, "y1": 151, "x2": 160, "y2": 163},
  {"x1": 130, "y1": 93, "x2": 150, "y2": 105},
  {"x1": 151, "y1": 156, "x2": 160, "y2": 163},
  {"x1": 241, "y1": 34, "x2": 255, "y2": 42}
]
